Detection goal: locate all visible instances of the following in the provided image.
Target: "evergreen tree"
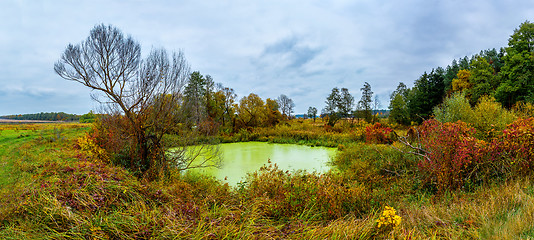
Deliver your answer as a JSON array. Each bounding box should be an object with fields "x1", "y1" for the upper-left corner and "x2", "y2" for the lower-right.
[
  {"x1": 358, "y1": 82, "x2": 373, "y2": 122},
  {"x1": 407, "y1": 69, "x2": 445, "y2": 123},
  {"x1": 444, "y1": 59, "x2": 460, "y2": 94},
  {"x1": 183, "y1": 71, "x2": 207, "y2": 125},
  {"x1": 324, "y1": 87, "x2": 340, "y2": 114},
  {"x1": 324, "y1": 87, "x2": 341, "y2": 126}
]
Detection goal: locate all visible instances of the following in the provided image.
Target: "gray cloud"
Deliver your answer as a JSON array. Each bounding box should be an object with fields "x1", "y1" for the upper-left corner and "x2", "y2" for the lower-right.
[
  {"x1": 254, "y1": 35, "x2": 323, "y2": 72},
  {"x1": 1, "y1": 0, "x2": 534, "y2": 115}
]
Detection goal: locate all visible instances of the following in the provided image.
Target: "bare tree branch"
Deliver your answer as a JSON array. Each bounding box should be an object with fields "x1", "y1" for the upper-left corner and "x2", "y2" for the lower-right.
[{"x1": 55, "y1": 24, "x2": 219, "y2": 178}]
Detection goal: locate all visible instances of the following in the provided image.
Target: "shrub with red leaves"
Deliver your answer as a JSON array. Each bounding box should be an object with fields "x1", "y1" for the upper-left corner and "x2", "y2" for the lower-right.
[
  {"x1": 415, "y1": 120, "x2": 492, "y2": 191},
  {"x1": 365, "y1": 123, "x2": 394, "y2": 144},
  {"x1": 496, "y1": 118, "x2": 534, "y2": 175}
]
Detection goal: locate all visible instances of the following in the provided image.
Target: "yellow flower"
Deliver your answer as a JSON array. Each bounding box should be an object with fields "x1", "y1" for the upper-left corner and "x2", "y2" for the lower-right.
[{"x1": 376, "y1": 206, "x2": 402, "y2": 228}]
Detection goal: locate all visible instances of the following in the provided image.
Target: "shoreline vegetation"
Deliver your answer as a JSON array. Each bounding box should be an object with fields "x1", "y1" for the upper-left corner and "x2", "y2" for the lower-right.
[{"x1": 2, "y1": 116, "x2": 534, "y2": 239}]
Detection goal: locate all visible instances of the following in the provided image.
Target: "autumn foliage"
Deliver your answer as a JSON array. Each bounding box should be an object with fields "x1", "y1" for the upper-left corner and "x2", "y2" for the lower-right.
[
  {"x1": 497, "y1": 118, "x2": 534, "y2": 174},
  {"x1": 412, "y1": 118, "x2": 534, "y2": 192},
  {"x1": 365, "y1": 122, "x2": 394, "y2": 144},
  {"x1": 241, "y1": 164, "x2": 371, "y2": 220},
  {"x1": 414, "y1": 119, "x2": 488, "y2": 191}
]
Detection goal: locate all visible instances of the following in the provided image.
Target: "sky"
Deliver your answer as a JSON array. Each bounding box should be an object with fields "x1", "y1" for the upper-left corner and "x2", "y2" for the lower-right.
[{"x1": 1, "y1": 0, "x2": 534, "y2": 116}]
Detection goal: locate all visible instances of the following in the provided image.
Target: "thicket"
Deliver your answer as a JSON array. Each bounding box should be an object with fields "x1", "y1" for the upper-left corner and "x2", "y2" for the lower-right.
[
  {"x1": 398, "y1": 115, "x2": 534, "y2": 193},
  {"x1": 433, "y1": 93, "x2": 518, "y2": 139}
]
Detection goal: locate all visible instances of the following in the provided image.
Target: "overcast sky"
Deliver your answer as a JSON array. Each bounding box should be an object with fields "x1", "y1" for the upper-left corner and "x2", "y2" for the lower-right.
[{"x1": 1, "y1": 0, "x2": 534, "y2": 116}]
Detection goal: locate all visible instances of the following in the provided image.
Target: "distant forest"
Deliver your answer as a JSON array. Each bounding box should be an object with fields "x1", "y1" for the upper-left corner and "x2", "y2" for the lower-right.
[{"x1": 1, "y1": 112, "x2": 80, "y2": 122}]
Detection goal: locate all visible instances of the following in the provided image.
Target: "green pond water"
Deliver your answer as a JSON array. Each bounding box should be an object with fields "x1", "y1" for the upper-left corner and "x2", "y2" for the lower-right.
[{"x1": 188, "y1": 142, "x2": 337, "y2": 186}]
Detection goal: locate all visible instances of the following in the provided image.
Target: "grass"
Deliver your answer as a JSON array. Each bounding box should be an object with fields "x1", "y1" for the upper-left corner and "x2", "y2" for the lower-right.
[
  {"x1": 0, "y1": 123, "x2": 90, "y2": 187},
  {"x1": 1, "y1": 121, "x2": 534, "y2": 239}
]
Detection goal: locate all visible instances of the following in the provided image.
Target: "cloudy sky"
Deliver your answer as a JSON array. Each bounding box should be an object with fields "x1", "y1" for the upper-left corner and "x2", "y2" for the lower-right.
[{"x1": 1, "y1": 0, "x2": 534, "y2": 116}]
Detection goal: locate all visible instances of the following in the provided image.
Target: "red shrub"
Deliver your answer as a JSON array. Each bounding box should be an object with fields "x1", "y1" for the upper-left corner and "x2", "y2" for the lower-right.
[
  {"x1": 365, "y1": 123, "x2": 394, "y2": 144},
  {"x1": 407, "y1": 118, "x2": 534, "y2": 192},
  {"x1": 496, "y1": 118, "x2": 534, "y2": 174},
  {"x1": 416, "y1": 119, "x2": 490, "y2": 191}
]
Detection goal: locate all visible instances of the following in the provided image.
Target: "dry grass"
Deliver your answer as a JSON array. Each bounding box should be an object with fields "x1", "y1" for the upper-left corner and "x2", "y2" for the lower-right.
[
  {"x1": 2, "y1": 122, "x2": 534, "y2": 239},
  {"x1": 392, "y1": 179, "x2": 534, "y2": 239}
]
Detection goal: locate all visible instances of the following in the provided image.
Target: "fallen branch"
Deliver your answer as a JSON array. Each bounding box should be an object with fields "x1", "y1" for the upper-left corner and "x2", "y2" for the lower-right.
[{"x1": 391, "y1": 130, "x2": 431, "y2": 162}]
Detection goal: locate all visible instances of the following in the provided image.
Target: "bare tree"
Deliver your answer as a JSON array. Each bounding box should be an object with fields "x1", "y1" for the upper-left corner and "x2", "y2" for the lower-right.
[
  {"x1": 55, "y1": 24, "x2": 220, "y2": 178},
  {"x1": 277, "y1": 94, "x2": 295, "y2": 119},
  {"x1": 374, "y1": 95, "x2": 381, "y2": 111}
]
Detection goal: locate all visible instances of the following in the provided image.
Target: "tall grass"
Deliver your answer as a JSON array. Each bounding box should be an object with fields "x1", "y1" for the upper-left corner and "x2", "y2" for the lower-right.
[{"x1": 2, "y1": 122, "x2": 534, "y2": 238}]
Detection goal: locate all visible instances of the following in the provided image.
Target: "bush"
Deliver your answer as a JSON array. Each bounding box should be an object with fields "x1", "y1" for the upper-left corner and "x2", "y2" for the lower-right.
[
  {"x1": 89, "y1": 117, "x2": 138, "y2": 172},
  {"x1": 76, "y1": 133, "x2": 110, "y2": 163},
  {"x1": 332, "y1": 143, "x2": 418, "y2": 187},
  {"x1": 365, "y1": 122, "x2": 394, "y2": 144},
  {"x1": 408, "y1": 118, "x2": 534, "y2": 192},
  {"x1": 513, "y1": 101, "x2": 534, "y2": 118},
  {"x1": 79, "y1": 111, "x2": 96, "y2": 123},
  {"x1": 400, "y1": 117, "x2": 534, "y2": 192},
  {"x1": 415, "y1": 119, "x2": 490, "y2": 192},
  {"x1": 433, "y1": 92, "x2": 474, "y2": 124},
  {"x1": 240, "y1": 164, "x2": 372, "y2": 220},
  {"x1": 497, "y1": 118, "x2": 534, "y2": 175},
  {"x1": 471, "y1": 96, "x2": 517, "y2": 139},
  {"x1": 433, "y1": 93, "x2": 516, "y2": 140}
]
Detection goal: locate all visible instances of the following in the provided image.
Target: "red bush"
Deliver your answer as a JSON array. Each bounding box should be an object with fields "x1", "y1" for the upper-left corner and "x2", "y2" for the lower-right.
[
  {"x1": 406, "y1": 118, "x2": 534, "y2": 192},
  {"x1": 415, "y1": 120, "x2": 490, "y2": 191},
  {"x1": 496, "y1": 118, "x2": 534, "y2": 174},
  {"x1": 365, "y1": 123, "x2": 394, "y2": 144}
]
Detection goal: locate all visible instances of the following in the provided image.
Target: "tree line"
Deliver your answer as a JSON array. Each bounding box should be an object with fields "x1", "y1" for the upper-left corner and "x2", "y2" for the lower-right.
[
  {"x1": 177, "y1": 70, "x2": 296, "y2": 134},
  {"x1": 389, "y1": 20, "x2": 534, "y2": 125},
  {"x1": 1, "y1": 112, "x2": 79, "y2": 121},
  {"x1": 305, "y1": 81, "x2": 381, "y2": 126}
]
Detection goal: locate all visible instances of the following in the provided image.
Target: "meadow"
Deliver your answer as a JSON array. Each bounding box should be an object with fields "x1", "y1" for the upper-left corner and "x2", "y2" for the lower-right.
[{"x1": 1, "y1": 115, "x2": 534, "y2": 239}]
